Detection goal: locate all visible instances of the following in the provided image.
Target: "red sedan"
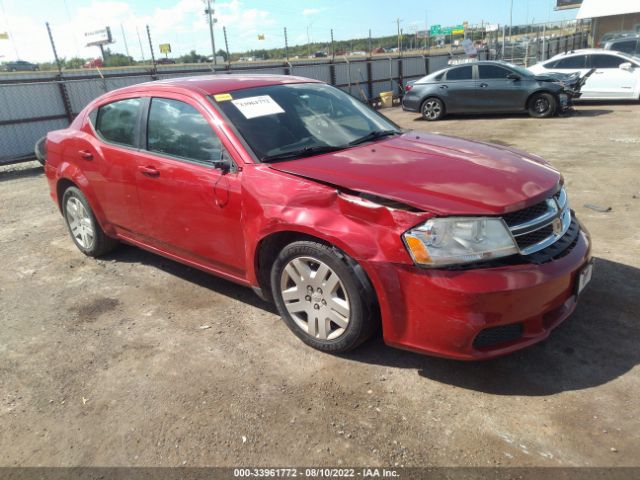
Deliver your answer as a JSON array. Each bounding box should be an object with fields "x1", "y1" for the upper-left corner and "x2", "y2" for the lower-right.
[{"x1": 44, "y1": 75, "x2": 593, "y2": 360}]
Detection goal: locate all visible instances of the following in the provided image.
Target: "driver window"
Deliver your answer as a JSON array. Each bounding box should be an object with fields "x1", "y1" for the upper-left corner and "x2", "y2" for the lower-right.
[{"x1": 147, "y1": 97, "x2": 223, "y2": 165}]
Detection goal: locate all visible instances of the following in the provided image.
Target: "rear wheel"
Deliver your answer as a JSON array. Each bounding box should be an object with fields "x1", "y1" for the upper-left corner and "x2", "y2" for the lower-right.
[
  {"x1": 62, "y1": 186, "x2": 118, "y2": 257},
  {"x1": 270, "y1": 241, "x2": 376, "y2": 353},
  {"x1": 421, "y1": 97, "x2": 445, "y2": 121},
  {"x1": 528, "y1": 93, "x2": 557, "y2": 118}
]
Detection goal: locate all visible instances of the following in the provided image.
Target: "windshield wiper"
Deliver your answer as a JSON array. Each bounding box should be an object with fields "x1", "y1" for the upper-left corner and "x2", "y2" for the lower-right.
[
  {"x1": 348, "y1": 129, "x2": 400, "y2": 146},
  {"x1": 262, "y1": 145, "x2": 347, "y2": 163}
]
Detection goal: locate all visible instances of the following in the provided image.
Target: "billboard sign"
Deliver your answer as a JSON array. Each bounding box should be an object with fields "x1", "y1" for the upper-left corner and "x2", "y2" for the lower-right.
[
  {"x1": 159, "y1": 43, "x2": 171, "y2": 54},
  {"x1": 85, "y1": 27, "x2": 113, "y2": 47},
  {"x1": 555, "y1": 0, "x2": 582, "y2": 10},
  {"x1": 431, "y1": 25, "x2": 465, "y2": 36}
]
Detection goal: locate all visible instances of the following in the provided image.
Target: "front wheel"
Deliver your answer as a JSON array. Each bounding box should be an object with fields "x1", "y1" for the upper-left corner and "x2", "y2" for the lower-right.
[
  {"x1": 270, "y1": 241, "x2": 376, "y2": 353},
  {"x1": 421, "y1": 97, "x2": 445, "y2": 121},
  {"x1": 62, "y1": 186, "x2": 118, "y2": 257},
  {"x1": 528, "y1": 93, "x2": 557, "y2": 118}
]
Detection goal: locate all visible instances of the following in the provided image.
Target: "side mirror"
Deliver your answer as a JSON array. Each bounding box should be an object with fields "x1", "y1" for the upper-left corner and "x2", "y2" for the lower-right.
[
  {"x1": 507, "y1": 73, "x2": 521, "y2": 81},
  {"x1": 619, "y1": 62, "x2": 633, "y2": 71},
  {"x1": 213, "y1": 149, "x2": 233, "y2": 174}
]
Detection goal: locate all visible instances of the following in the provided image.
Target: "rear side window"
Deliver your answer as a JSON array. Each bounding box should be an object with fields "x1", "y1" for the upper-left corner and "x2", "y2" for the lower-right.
[
  {"x1": 445, "y1": 65, "x2": 473, "y2": 80},
  {"x1": 478, "y1": 65, "x2": 512, "y2": 79},
  {"x1": 590, "y1": 54, "x2": 626, "y2": 68},
  {"x1": 147, "y1": 98, "x2": 222, "y2": 164},
  {"x1": 95, "y1": 98, "x2": 141, "y2": 147},
  {"x1": 553, "y1": 55, "x2": 587, "y2": 69}
]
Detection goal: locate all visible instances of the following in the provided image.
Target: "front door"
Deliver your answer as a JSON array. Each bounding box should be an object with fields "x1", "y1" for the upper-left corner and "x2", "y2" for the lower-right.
[
  {"x1": 133, "y1": 95, "x2": 246, "y2": 277},
  {"x1": 476, "y1": 64, "x2": 528, "y2": 112}
]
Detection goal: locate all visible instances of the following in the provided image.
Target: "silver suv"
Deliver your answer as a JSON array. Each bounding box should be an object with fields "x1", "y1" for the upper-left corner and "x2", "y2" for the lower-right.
[{"x1": 604, "y1": 35, "x2": 640, "y2": 56}]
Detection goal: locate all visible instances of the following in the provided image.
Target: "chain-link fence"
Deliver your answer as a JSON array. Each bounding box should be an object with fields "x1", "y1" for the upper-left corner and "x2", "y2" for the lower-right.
[
  {"x1": 0, "y1": 27, "x2": 587, "y2": 165},
  {"x1": 1, "y1": 52, "x2": 488, "y2": 164}
]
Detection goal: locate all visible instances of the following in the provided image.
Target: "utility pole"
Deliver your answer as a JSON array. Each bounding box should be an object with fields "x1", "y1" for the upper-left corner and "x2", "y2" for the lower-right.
[
  {"x1": 396, "y1": 18, "x2": 402, "y2": 54},
  {"x1": 368, "y1": 29, "x2": 372, "y2": 55},
  {"x1": 509, "y1": 0, "x2": 513, "y2": 46},
  {"x1": 306, "y1": 24, "x2": 312, "y2": 58},
  {"x1": 120, "y1": 24, "x2": 130, "y2": 57},
  {"x1": 136, "y1": 26, "x2": 146, "y2": 61},
  {"x1": 206, "y1": 0, "x2": 217, "y2": 65}
]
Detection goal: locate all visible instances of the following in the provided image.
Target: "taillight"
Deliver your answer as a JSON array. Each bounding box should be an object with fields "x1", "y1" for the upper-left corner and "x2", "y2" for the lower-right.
[{"x1": 405, "y1": 84, "x2": 413, "y2": 92}]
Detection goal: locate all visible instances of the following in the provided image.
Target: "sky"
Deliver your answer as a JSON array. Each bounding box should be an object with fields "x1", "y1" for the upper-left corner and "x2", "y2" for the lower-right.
[{"x1": 0, "y1": 0, "x2": 580, "y2": 62}]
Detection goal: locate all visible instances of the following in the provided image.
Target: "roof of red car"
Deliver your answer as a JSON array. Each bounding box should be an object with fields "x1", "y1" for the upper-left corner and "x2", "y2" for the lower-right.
[{"x1": 125, "y1": 74, "x2": 322, "y2": 96}]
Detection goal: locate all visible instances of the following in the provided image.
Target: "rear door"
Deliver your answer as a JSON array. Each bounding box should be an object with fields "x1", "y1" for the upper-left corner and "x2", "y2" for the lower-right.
[
  {"x1": 585, "y1": 54, "x2": 638, "y2": 99},
  {"x1": 83, "y1": 97, "x2": 144, "y2": 235},
  {"x1": 133, "y1": 94, "x2": 246, "y2": 277},
  {"x1": 476, "y1": 64, "x2": 528, "y2": 112},
  {"x1": 440, "y1": 65, "x2": 477, "y2": 113}
]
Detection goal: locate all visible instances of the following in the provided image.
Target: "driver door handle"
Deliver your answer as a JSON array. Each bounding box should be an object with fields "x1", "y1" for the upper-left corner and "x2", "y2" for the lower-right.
[
  {"x1": 439, "y1": 85, "x2": 448, "y2": 89},
  {"x1": 480, "y1": 83, "x2": 489, "y2": 88},
  {"x1": 138, "y1": 165, "x2": 160, "y2": 178}
]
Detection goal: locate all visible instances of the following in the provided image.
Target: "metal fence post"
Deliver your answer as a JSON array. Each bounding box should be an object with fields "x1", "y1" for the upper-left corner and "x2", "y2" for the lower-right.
[
  {"x1": 398, "y1": 57, "x2": 404, "y2": 95},
  {"x1": 146, "y1": 25, "x2": 157, "y2": 79},
  {"x1": 366, "y1": 59, "x2": 373, "y2": 100},
  {"x1": 46, "y1": 22, "x2": 74, "y2": 123}
]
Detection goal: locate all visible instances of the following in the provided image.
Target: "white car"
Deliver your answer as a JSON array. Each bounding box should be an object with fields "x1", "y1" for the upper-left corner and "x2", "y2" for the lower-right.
[{"x1": 528, "y1": 49, "x2": 640, "y2": 100}]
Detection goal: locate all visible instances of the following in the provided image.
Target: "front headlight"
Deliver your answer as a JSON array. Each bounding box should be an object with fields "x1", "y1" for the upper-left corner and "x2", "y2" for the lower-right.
[{"x1": 403, "y1": 217, "x2": 518, "y2": 267}]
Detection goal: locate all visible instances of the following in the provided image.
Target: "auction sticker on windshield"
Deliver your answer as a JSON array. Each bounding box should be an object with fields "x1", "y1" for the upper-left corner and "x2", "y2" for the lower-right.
[{"x1": 231, "y1": 95, "x2": 285, "y2": 119}]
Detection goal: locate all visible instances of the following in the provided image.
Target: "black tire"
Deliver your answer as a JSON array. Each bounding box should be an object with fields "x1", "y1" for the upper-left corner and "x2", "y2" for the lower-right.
[
  {"x1": 34, "y1": 136, "x2": 46, "y2": 166},
  {"x1": 61, "y1": 186, "x2": 118, "y2": 257},
  {"x1": 421, "y1": 97, "x2": 445, "y2": 121},
  {"x1": 270, "y1": 241, "x2": 377, "y2": 353},
  {"x1": 528, "y1": 92, "x2": 557, "y2": 118}
]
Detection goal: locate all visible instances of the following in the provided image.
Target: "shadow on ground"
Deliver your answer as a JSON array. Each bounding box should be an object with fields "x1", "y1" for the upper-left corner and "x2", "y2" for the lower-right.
[
  {"x1": 346, "y1": 257, "x2": 639, "y2": 396},
  {"x1": 0, "y1": 165, "x2": 43, "y2": 182},
  {"x1": 104, "y1": 244, "x2": 639, "y2": 397}
]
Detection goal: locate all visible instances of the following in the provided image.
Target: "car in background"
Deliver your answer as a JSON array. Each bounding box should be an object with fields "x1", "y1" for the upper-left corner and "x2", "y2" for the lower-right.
[
  {"x1": 156, "y1": 58, "x2": 176, "y2": 65},
  {"x1": 604, "y1": 35, "x2": 640, "y2": 56},
  {"x1": 83, "y1": 58, "x2": 104, "y2": 69},
  {"x1": 528, "y1": 49, "x2": 640, "y2": 100},
  {"x1": 43, "y1": 74, "x2": 592, "y2": 360},
  {"x1": 402, "y1": 60, "x2": 585, "y2": 121},
  {"x1": 2, "y1": 60, "x2": 39, "y2": 72},
  {"x1": 599, "y1": 30, "x2": 638, "y2": 47}
]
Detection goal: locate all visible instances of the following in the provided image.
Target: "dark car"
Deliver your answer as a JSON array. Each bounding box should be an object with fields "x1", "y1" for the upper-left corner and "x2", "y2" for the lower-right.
[
  {"x1": 402, "y1": 61, "x2": 585, "y2": 121},
  {"x1": 43, "y1": 74, "x2": 592, "y2": 360},
  {"x1": 604, "y1": 35, "x2": 640, "y2": 55},
  {"x1": 156, "y1": 58, "x2": 176, "y2": 65},
  {"x1": 3, "y1": 60, "x2": 39, "y2": 72}
]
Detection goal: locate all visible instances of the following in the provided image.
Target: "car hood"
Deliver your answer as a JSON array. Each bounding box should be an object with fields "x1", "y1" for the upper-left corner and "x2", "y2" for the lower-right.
[{"x1": 268, "y1": 132, "x2": 561, "y2": 215}]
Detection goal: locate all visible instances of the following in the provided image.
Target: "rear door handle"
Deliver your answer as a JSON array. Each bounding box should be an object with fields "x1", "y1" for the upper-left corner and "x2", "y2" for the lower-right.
[
  {"x1": 78, "y1": 150, "x2": 93, "y2": 160},
  {"x1": 439, "y1": 85, "x2": 448, "y2": 89},
  {"x1": 138, "y1": 165, "x2": 160, "y2": 178},
  {"x1": 480, "y1": 83, "x2": 489, "y2": 88}
]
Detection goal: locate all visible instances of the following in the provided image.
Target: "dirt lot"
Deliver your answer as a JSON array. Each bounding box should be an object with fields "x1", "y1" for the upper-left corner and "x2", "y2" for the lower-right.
[{"x1": 1, "y1": 103, "x2": 639, "y2": 468}]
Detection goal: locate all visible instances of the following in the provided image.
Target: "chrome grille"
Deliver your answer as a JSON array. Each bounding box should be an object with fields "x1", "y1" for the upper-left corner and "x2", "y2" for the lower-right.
[{"x1": 505, "y1": 187, "x2": 571, "y2": 255}]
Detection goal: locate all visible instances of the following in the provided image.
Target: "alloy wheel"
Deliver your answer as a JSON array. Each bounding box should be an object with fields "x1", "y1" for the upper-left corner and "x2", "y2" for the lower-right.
[
  {"x1": 65, "y1": 197, "x2": 95, "y2": 249},
  {"x1": 423, "y1": 100, "x2": 442, "y2": 120},
  {"x1": 279, "y1": 256, "x2": 350, "y2": 340}
]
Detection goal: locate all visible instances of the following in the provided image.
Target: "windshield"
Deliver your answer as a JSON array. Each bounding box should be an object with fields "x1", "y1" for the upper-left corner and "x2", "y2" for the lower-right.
[
  {"x1": 213, "y1": 83, "x2": 400, "y2": 161},
  {"x1": 498, "y1": 62, "x2": 533, "y2": 77}
]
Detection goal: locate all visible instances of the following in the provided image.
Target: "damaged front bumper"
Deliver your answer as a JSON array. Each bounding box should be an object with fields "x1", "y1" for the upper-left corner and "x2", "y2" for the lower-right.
[{"x1": 362, "y1": 225, "x2": 592, "y2": 360}]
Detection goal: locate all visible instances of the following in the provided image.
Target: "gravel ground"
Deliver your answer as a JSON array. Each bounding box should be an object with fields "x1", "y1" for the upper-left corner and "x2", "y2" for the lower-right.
[{"x1": 0, "y1": 103, "x2": 639, "y2": 468}]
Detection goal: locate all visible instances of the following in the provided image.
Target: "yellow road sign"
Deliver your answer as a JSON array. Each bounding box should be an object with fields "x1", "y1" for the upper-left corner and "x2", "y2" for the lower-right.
[{"x1": 159, "y1": 43, "x2": 171, "y2": 54}]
